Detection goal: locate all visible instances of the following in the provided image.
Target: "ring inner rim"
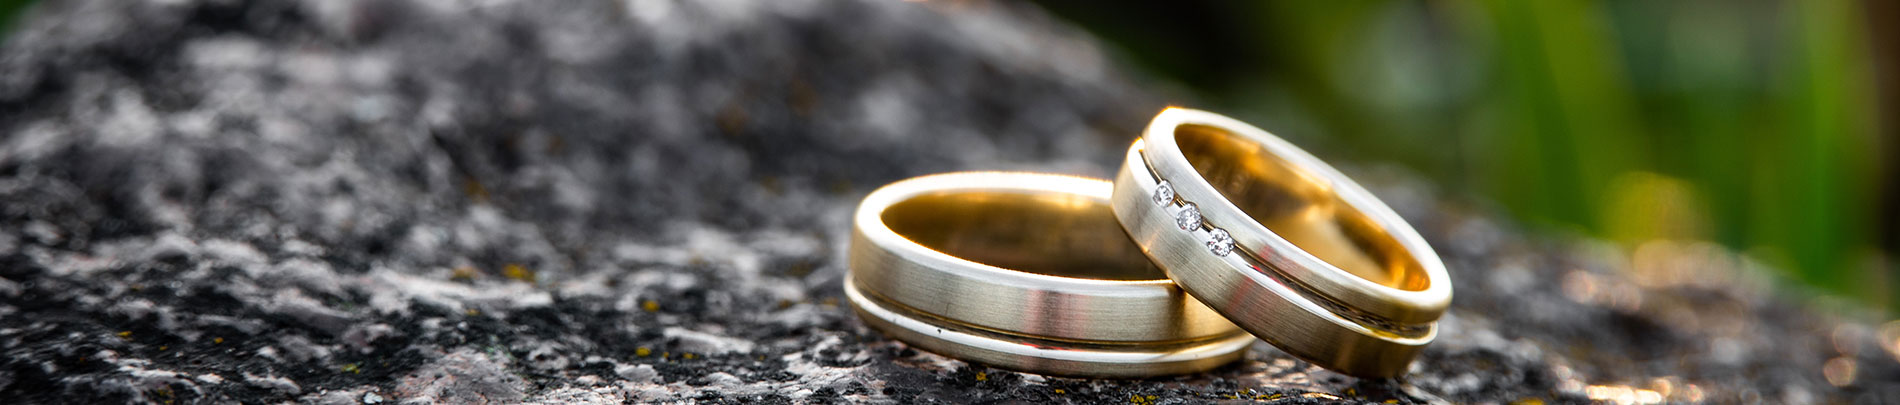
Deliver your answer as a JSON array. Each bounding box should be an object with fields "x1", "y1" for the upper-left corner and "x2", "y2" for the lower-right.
[
  {"x1": 880, "y1": 190, "x2": 1166, "y2": 282},
  {"x1": 1173, "y1": 124, "x2": 1430, "y2": 291}
]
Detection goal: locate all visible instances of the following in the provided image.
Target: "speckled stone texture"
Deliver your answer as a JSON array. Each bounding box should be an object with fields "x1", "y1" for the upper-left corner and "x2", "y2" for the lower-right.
[{"x1": 0, "y1": 0, "x2": 1893, "y2": 403}]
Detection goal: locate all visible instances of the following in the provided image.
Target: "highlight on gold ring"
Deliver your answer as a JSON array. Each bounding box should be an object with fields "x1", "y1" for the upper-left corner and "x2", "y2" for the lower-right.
[
  {"x1": 1110, "y1": 107, "x2": 1454, "y2": 378},
  {"x1": 846, "y1": 171, "x2": 1251, "y2": 377}
]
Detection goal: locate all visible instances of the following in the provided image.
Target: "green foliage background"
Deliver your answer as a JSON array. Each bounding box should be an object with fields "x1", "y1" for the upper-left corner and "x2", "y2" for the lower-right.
[
  {"x1": 0, "y1": 0, "x2": 1889, "y2": 309},
  {"x1": 0, "y1": 0, "x2": 25, "y2": 31},
  {"x1": 1035, "y1": 0, "x2": 1893, "y2": 309}
]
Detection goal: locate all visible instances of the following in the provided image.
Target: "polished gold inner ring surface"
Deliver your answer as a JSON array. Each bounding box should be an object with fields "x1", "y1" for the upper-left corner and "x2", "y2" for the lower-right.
[
  {"x1": 848, "y1": 172, "x2": 1249, "y2": 377},
  {"x1": 1111, "y1": 108, "x2": 1453, "y2": 378}
]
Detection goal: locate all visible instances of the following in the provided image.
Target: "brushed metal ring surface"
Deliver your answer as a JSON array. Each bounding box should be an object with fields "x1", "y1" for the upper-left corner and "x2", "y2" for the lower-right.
[
  {"x1": 849, "y1": 172, "x2": 1240, "y2": 343},
  {"x1": 1111, "y1": 108, "x2": 1452, "y2": 378},
  {"x1": 845, "y1": 278, "x2": 1252, "y2": 378}
]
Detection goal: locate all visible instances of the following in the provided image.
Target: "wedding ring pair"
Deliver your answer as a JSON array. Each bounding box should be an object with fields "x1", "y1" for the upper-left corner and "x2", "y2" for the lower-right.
[{"x1": 845, "y1": 108, "x2": 1452, "y2": 378}]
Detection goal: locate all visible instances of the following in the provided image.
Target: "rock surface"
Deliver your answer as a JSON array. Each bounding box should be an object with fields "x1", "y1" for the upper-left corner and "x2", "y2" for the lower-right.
[{"x1": 0, "y1": 0, "x2": 1893, "y2": 403}]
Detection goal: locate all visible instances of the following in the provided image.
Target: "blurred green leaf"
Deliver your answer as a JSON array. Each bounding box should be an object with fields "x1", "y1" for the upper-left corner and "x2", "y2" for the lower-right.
[{"x1": 1034, "y1": 0, "x2": 1890, "y2": 308}]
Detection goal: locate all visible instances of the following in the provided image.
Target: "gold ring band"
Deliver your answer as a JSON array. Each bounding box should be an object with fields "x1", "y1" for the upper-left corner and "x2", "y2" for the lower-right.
[
  {"x1": 1111, "y1": 108, "x2": 1453, "y2": 377},
  {"x1": 848, "y1": 172, "x2": 1248, "y2": 376},
  {"x1": 844, "y1": 279, "x2": 1254, "y2": 378}
]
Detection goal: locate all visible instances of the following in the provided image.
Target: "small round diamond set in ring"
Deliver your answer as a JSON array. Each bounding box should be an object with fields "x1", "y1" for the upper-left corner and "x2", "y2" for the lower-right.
[{"x1": 1152, "y1": 180, "x2": 1236, "y2": 257}]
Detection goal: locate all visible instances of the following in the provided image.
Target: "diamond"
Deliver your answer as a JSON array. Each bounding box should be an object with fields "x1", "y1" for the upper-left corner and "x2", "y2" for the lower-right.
[
  {"x1": 1207, "y1": 228, "x2": 1234, "y2": 256},
  {"x1": 1175, "y1": 203, "x2": 1201, "y2": 231},
  {"x1": 1152, "y1": 180, "x2": 1175, "y2": 206}
]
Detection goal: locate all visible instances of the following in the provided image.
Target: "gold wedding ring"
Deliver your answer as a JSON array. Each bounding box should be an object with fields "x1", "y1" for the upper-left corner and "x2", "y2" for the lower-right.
[
  {"x1": 847, "y1": 172, "x2": 1250, "y2": 377},
  {"x1": 1111, "y1": 108, "x2": 1453, "y2": 377},
  {"x1": 844, "y1": 109, "x2": 1454, "y2": 378}
]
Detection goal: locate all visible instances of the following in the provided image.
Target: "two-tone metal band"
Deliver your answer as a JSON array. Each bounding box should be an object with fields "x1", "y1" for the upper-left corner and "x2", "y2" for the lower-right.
[
  {"x1": 845, "y1": 280, "x2": 1254, "y2": 378},
  {"x1": 1111, "y1": 108, "x2": 1453, "y2": 377},
  {"x1": 848, "y1": 171, "x2": 1250, "y2": 377}
]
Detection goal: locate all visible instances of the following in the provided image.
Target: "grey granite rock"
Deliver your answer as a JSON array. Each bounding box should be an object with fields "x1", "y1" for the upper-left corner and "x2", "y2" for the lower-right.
[{"x1": 0, "y1": 0, "x2": 1894, "y2": 403}]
